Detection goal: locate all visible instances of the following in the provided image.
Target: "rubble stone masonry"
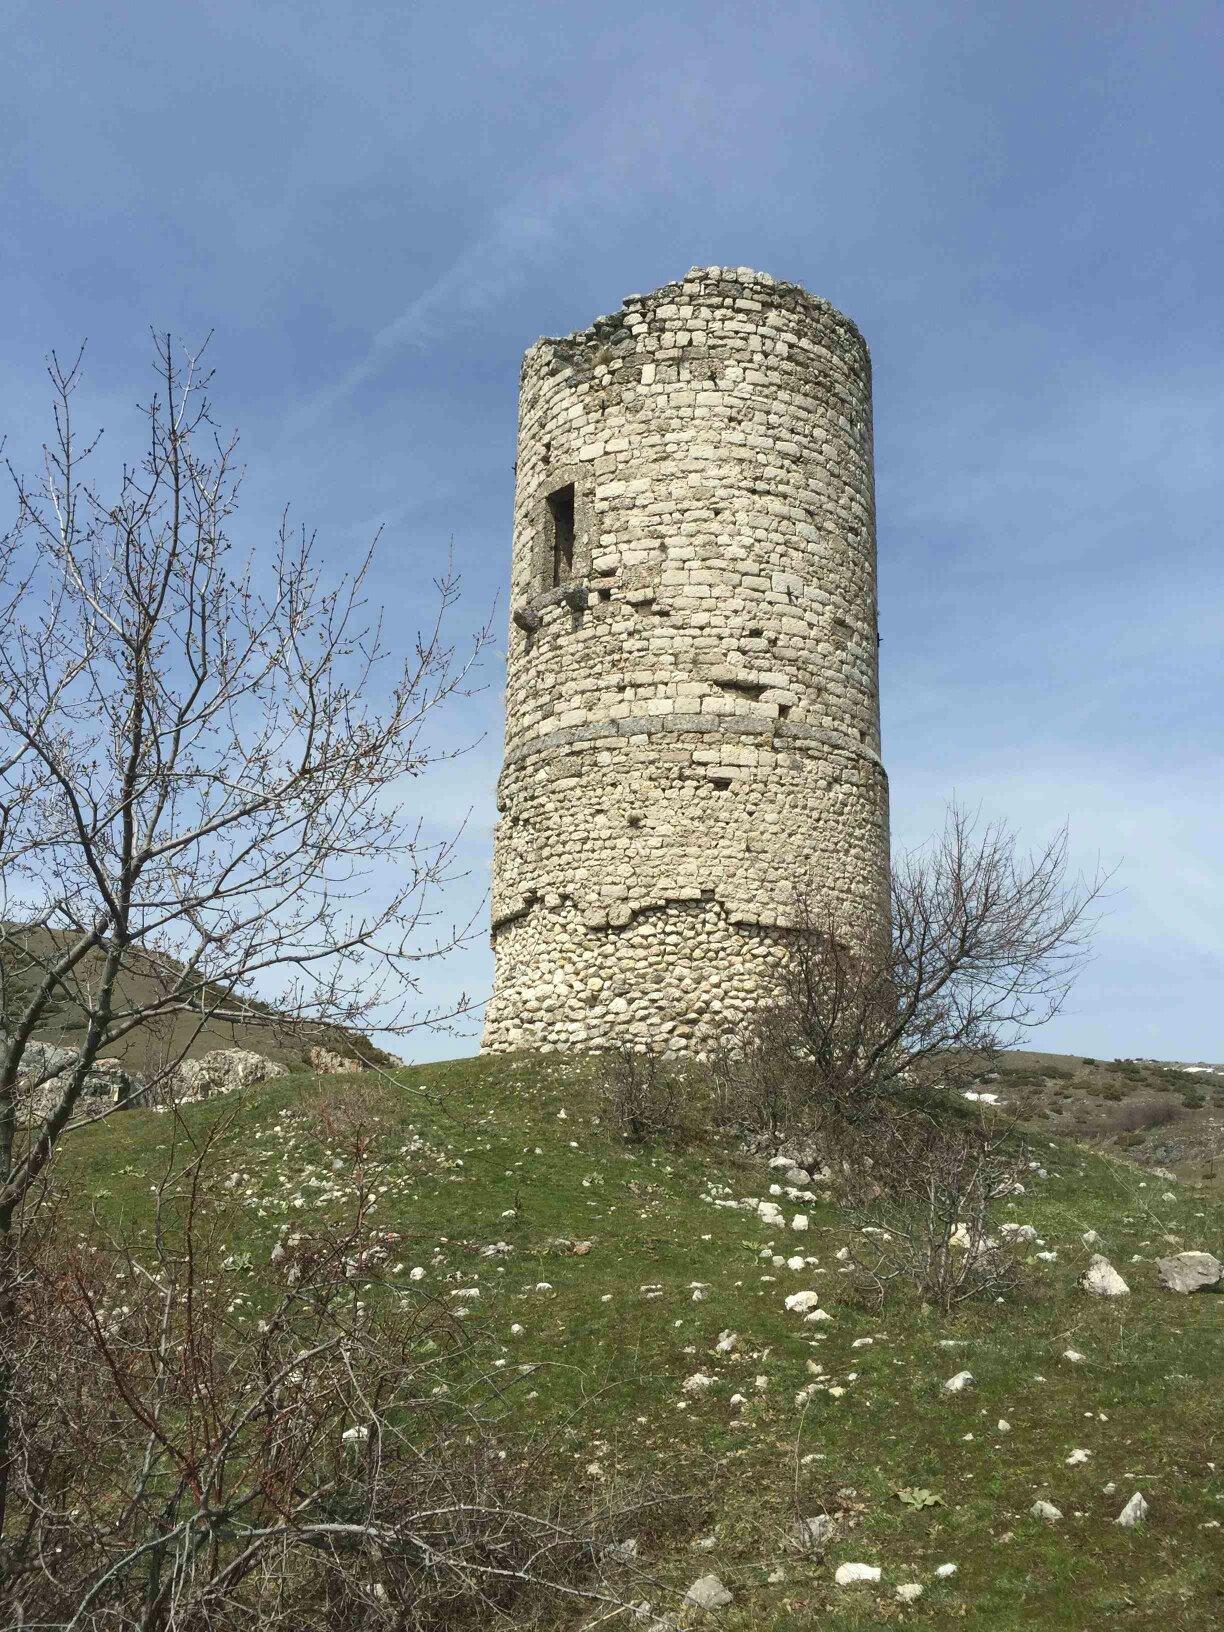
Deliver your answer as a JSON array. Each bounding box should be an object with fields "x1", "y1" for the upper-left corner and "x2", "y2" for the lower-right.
[{"x1": 482, "y1": 267, "x2": 890, "y2": 1052}]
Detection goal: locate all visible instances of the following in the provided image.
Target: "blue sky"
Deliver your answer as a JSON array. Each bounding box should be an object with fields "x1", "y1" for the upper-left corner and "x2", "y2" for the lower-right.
[{"x1": 3, "y1": 1, "x2": 1221, "y2": 1061}]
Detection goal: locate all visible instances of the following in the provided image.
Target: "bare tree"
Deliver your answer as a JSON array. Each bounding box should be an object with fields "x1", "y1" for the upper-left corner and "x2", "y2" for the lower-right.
[
  {"x1": 0, "y1": 336, "x2": 488, "y2": 1538},
  {"x1": 711, "y1": 804, "x2": 1108, "y2": 1146}
]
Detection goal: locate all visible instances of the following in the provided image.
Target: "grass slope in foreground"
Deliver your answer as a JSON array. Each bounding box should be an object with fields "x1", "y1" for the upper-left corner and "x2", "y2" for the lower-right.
[{"x1": 63, "y1": 1052, "x2": 1222, "y2": 1630}]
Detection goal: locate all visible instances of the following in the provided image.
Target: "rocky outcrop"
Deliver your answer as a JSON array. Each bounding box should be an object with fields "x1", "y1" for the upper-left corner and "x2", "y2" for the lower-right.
[
  {"x1": 7, "y1": 1037, "x2": 288, "y2": 1117},
  {"x1": 306, "y1": 1046, "x2": 364, "y2": 1076},
  {"x1": 167, "y1": 1049, "x2": 288, "y2": 1102},
  {"x1": 9, "y1": 1039, "x2": 142, "y2": 1119}
]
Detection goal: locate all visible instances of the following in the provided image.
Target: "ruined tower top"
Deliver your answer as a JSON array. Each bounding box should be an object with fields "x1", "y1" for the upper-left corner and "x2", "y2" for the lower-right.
[{"x1": 483, "y1": 267, "x2": 890, "y2": 1053}]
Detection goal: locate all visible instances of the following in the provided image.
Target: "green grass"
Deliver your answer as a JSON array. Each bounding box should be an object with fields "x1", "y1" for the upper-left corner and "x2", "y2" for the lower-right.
[{"x1": 59, "y1": 1053, "x2": 1224, "y2": 1630}]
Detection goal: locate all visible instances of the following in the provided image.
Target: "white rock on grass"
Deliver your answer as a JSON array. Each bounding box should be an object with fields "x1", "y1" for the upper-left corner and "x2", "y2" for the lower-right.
[
  {"x1": 685, "y1": 1574, "x2": 733, "y2": 1609},
  {"x1": 896, "y1": 1582, "x2": 924, "y2": 1603},
  {"x1": 834, "y1": 1562, "x2": 881, "y2": 1585},
  {"x1": 1030, "y1": 1500, "x2": 1063, "y2": 1522},
  {"x1": 1081, "y1": 1254, "x2": 1129, "y2": 1297},
  {"x1": 682, "y1": 1372, "x2": 714, "y2": 1395},
  {"x1": 943, "y1": 1370, "x2": 974, "y2": 1393},
  {"x1": 934, "y1": 1562, "x2": 958, "y2": 1578},
  {"x1": 1117, "y1": 1492, "x2": 1149, "y2": 1527},
  {"x1": 792, "y1": 1213, "x2": 809, "y2": 1232},
  {"x1": 1156, "y1": 1251, "x2": 1222, "y2": 1293},
  {"x1": 1063, "y1": 1349, "x2": 1087, "y2": 1364},
  {"x1": 1081, "y1": 1229, "x2": 1100, "y2": 1246},
  {"x1": 784, "y1": 1290, "x2": 822, "y2": 1314}
]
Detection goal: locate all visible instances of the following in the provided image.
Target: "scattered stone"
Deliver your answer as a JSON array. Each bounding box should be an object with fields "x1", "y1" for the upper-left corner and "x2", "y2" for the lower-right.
[
  {"x1": 682, "y1": 1372, "x2": 714, "y2": 1395},
  {"x1": 793, "y1": 1514, "x2": 837, "y2": 1551},
  {"x1": 1081, "y1": 1254, "x2": 1129, "y2": 1297},
  {"x1": 684, "y1": 1574, "x2": 732, "y2": 1610},
  {"x1": 834, "y1": 1562, "x2": 881, "y2": 1585},
  {"x1": 1062, "y1": 1349, "x2": 1087, "y2": 1364},
  {"x1": 1066, "y1": 1448, "x2": 1091, "y2": 1466},
  {"x1": 934, "y1": 1562, "x2": 958, "y2": 1578},
  {"x1": 1117, "y1": 1492, "x2": 1148, "y2": 1527},
  {"x1": 1081, "y1": 1229, "x2": 1100, "y2": 1246},
  {"x1": 896, "y1": 1583, "x2": 924, "y2": 1603},
  {"x1": 1156, "y1": 1251, "x2": 1222, "y2": 1294},
  {"x1": 942, "y1": 1370, "x2": 974, "y2": 1393},
  {"x1": 784, "y1": 1290, "x2": 822, "y2": 1314},
  {"x1": 603, "y1": 1537, "x2": 639, "y2": 1565},
  {"x1": 1030, "y1": 1500, "x2": 1063, "y2": 1523}
]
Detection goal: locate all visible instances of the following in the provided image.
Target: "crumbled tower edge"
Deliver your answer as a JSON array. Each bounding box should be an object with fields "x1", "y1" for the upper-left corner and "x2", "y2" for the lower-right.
[{"x1": 482, "y1": 267, "x2": 891, "y2": 1053}]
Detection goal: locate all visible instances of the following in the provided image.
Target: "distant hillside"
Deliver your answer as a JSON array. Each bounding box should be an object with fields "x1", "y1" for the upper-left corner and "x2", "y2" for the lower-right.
[
  {"x1": 984, "y1": 1049, "x2": 1224, "y2": 1186},
  {"x1": 3, "y1": 927, "x2": 399, "y2": 1074}
]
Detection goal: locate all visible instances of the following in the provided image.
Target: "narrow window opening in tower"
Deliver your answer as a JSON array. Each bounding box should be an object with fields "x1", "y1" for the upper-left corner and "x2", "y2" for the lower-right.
[{"x1": 548, "y1": 484, "x2": 575, "y2": 586}]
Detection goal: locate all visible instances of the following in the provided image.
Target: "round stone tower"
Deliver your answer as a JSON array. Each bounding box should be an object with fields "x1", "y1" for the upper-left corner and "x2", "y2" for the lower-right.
[{"x1": 482, "y1": 266, "x2": 890, "y2": 1053}]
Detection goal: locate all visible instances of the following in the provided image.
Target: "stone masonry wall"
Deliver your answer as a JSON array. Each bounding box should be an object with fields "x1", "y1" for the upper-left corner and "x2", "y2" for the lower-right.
[{"x1": 482, "y1": 266, "x2": 890, "y2": 1053}]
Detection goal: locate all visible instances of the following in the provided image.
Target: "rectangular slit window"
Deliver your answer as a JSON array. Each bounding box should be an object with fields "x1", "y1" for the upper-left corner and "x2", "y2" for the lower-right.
[{"x1": 548, "y1": 484, "x2": 575, "y2": 587}]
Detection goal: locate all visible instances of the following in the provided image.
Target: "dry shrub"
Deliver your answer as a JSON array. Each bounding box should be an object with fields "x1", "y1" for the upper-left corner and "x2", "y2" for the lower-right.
[
  {"x1": 705, "y1": 1006, "x2": 817, "y2": 1142},
  {"x1": 303, "y1": 1076, "x2": 388, "y2": 1148},
  {"x1": 1113, "y1": 1098, "x2": 1178, "y2": 1135},
  {"x1": 596, "y1": 1047, "x2": 691, "y2": 1142},
  {"x1": 830, "y1": 1106, "x2": 1031, "y2": 1314},
  {"x1": 0, "y1": 1133, "x2": 649, "y2": 1628}
]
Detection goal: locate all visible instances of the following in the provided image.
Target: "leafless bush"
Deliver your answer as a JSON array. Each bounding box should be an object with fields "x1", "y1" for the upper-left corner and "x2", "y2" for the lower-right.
[
  {"x1": 0, "y1": 1124, "x2": 647, "y2": 1627},
  {"x1": 1113, "y1": 1098, "x2": 1178, "y2": 1135},
  {"x1": 712, "y1": 804, "x2": 1108, "y2": 1143},
  {"x1": 596, "y1": 1047, "x2": 689, "y2": 1142},
  {"x1": 705, "y1": 1006, "x2": 813, "y2": 1142},
  {"x1": 303, "y1": 1077, "x2": 389, "y2": 1149},
  {"x1": 832, "y1": 1106, "x2": 1031, "y2": 1313}
]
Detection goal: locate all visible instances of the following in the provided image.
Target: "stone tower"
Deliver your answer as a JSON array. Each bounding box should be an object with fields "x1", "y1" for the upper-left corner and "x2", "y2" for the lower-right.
[{"x1": 482, "y1": 266, "x2": 890, "y2": 1053}]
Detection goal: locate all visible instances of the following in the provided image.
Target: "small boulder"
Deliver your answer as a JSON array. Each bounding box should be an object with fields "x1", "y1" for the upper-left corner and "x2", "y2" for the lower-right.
[
  {"x1": 1080, "y1": 1254, "x2": 1129, "y2": 1297},
  {"x1": 1030, "y1": 1500, "x2": 1063, "y2": 1523},
  {"x1": 1156, "y1": 1251, "x2": 1222, "y2": 1294},
  {"x1": 896, "y1": 1582, "x2": 924, "y2": 1603},
  {"x1": 942, "y1": 1370, "x2": 974, "y2": 1393},
  {"x1": 684, "y1": 1574, "x2": 732, "y2": 1610},
  {"x1": 834, "y1": 1562, "x2": 881, "y2": 1585},
  {"x1": 784, "y1": 1290, "x2": 822, "y2": 1314},
  {"x1": 1116, "y1": 1492, "x2": 1148, "y2": 1528}
]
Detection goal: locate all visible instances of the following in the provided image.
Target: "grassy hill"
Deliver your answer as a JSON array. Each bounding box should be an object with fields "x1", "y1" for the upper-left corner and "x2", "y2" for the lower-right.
[{"x1": 53, "y1": 1047, "x2": 1223, "y2": 1629}]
